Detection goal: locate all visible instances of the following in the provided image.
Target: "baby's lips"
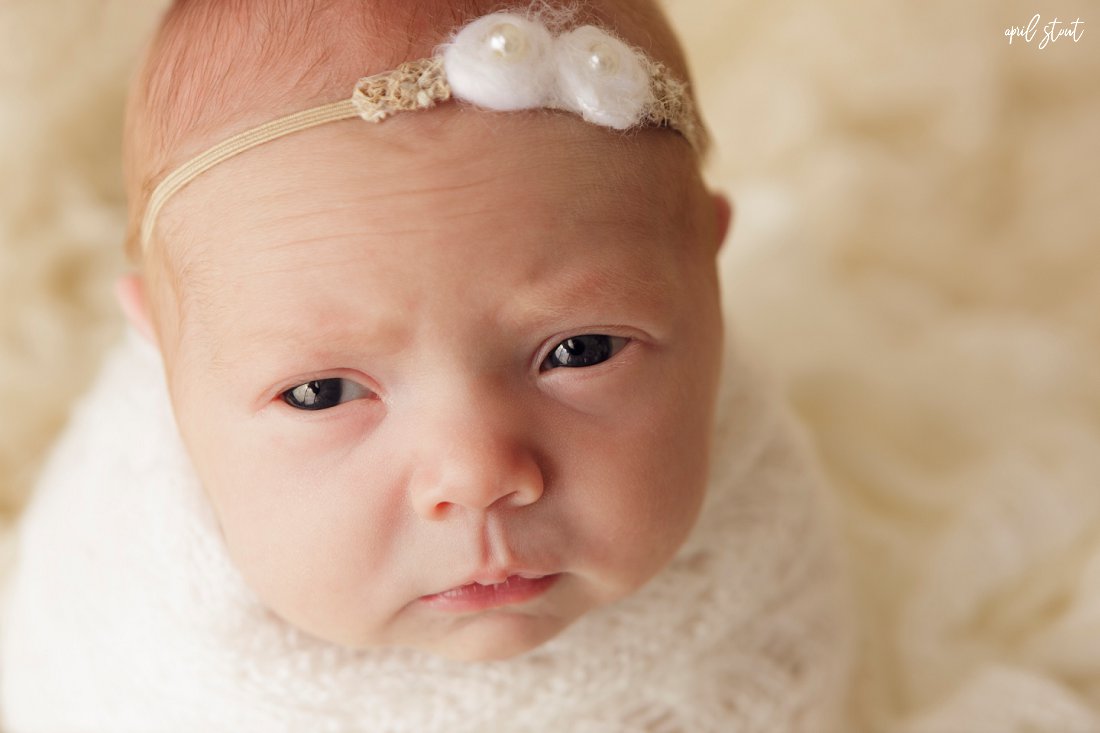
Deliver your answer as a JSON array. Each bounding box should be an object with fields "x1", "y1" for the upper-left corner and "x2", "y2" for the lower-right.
[
  {"x1": 429, "y1": 567, "x2": 557, "y2": 596},
  {"x1": 419, "y1": 574, "x2": 561, "y2": 612}
]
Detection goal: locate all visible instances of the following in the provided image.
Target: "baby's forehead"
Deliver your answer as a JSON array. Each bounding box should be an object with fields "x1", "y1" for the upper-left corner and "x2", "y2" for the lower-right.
[
  {"x1": 160, "y1": 113, "x2": 706, "y2": 349},
  {"x1": 124, "y1": 0, "x2": 703, "y2": 262},
  {"x1": 169, "y1": 106, "x2": 701, "y2": 265}
]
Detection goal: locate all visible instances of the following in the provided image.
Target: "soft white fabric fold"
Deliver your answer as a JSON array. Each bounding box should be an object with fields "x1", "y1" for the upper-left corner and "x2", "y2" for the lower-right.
[{"x1": 0, "y1": 326, "x2": 852, "y2": 732}]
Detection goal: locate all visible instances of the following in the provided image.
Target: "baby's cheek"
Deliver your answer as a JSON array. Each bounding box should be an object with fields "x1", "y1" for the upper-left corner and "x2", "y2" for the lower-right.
[
  {"x1": 560, "y1": 443, "x2": 706, "y2": 601},
  {"x1": 551, "y1": 372, "x2": 711, "y2": 595},
  {"x1": 184, "y1": 414, "x2": 401, "y2": 620}
]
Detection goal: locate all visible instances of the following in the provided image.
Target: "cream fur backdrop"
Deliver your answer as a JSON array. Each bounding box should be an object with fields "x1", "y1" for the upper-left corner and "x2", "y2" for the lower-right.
[{"x1": 1, "y1": 0, "x2": 1097, "y2": 730}]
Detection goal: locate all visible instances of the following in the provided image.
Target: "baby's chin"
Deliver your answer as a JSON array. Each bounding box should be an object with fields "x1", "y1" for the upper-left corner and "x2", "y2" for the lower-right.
[
  {"x1": 274, "y1": 605, "x2": 566, "y2": 662},
  {"x1": 404, "y1": 610, "x2": 577, "y2": 663}
]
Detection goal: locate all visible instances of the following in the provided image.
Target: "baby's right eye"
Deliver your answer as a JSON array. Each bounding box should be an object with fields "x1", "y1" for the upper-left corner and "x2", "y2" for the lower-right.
[{"x1": 281, "y1": 379, "x2": 373, "y2": 411}]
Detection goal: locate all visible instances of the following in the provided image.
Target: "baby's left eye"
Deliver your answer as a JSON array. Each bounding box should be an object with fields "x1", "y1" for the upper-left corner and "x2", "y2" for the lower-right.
[
  {"x1": 541, "y1": 335, "x2": 629, "y2": 371},
  {"x1": 281, "y1": 378, "x2": 373, "y2": 411}
]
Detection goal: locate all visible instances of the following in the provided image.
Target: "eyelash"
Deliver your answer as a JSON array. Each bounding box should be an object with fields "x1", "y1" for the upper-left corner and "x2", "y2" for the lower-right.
[
  {"x1": 281, "y1": 378, "x2": 375, "y2": 412},
  {"x1": 538, "y1": 334, "x2": 629, "y2": 372},
  {"x1": 279, "y1": 334, "x2": 631, "y2": 412}
]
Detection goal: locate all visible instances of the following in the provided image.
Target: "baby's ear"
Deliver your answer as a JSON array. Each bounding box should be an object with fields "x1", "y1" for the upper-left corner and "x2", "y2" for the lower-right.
[
  {"x1": 710, "y1": 192, "x2": 733, "y2": 253},
  {"x1": 114, "y1": 273, "x2": 156, "y2": 343}
]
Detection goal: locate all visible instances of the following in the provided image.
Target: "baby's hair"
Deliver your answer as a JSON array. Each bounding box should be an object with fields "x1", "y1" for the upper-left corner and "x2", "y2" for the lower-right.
[{"x1": 122, "y1": 0, "x2": 699, "y2": 266}]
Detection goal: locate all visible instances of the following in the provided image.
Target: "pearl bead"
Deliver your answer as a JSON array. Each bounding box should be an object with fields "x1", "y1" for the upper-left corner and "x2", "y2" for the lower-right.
[
  {"x1": 587, "y1": 41, "x2": 619, "y2": 74},
  {"x1": 487, "y1": 22, "x2": 526, "y2": 60}
]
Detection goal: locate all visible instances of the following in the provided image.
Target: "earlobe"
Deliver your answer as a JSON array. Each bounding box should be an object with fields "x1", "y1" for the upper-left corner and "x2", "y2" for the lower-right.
[
  {"x1": 114, "y1": 273, "x2": 156, "y2": 343},
  {"x1": 710, "y1": 192, "x2": 733, "y2": 252}
]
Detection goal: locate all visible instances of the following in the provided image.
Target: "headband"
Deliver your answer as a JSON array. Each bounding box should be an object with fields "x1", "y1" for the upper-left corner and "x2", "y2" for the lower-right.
[{"x1": 139, "y1": 11, "x2": 707, "y2": 254}]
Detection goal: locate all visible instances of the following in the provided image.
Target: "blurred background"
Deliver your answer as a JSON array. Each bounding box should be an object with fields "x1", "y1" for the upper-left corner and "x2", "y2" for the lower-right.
[{"x1": 1, "y1": 0, "x2": 1097, "y2": 729}]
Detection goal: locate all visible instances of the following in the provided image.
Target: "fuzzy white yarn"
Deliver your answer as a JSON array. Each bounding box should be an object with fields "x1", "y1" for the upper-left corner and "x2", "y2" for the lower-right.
[
  {"x1": 442, "y1": 13, "x2": 556, "y2": 111},
  {"x1": 0, "y1": 326, "x2": 852, "y2": 732},
  {"x1": 554, "y1": 26, "x2": 650, "y2": 129},
  {"x1": 441, "y1": 12, "x2": 652, "y2": 130}
]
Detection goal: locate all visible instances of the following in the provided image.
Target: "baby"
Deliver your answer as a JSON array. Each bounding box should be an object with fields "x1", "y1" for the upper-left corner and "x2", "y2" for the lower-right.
[{"x1": 0, "y1": 0, "x2": 851, "y2": 730}]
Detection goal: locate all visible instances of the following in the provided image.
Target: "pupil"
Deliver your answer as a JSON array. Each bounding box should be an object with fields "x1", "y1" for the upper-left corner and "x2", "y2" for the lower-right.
[
  {"x1": 548, "y1": 334, "x2": 615, "y2": 369},
  {"x1": 288, "y1": 379, "x2": 342, "y2": 410}
]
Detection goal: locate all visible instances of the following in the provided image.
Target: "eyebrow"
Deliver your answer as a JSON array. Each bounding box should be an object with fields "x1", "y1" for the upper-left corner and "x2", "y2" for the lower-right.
[
  {"x1": 213, "y1": 306, "x2": 412, "y2": 370},
  {"x1": 505, "y1": 262, "x2": 675, "y2": 331},
  {"x1": 202, "y1": 254, "x2": 676, "y2": 377}
]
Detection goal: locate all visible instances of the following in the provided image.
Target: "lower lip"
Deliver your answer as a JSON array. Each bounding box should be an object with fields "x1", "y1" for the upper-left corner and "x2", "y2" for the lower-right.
[{"x1": 420, "y1": 574, "x2": 559, "y2": 613}]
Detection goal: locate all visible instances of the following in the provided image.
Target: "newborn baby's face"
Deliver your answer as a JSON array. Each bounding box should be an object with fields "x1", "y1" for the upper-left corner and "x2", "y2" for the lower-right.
[{"x1": 153, "y1": 108, "x2": 725, "y2": 661}]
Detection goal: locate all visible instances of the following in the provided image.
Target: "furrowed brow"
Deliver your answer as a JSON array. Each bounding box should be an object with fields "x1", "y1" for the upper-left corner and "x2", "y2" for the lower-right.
[{"x1": 509, "y1": 262, "x2": 676, "y2": 330}]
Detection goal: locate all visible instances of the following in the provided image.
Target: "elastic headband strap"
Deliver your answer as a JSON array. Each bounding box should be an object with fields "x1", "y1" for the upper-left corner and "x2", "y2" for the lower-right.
[
  {"x1": 139, "y1": 14, "x2": 707, "y2": 255},
  {"x1": 139, "y1": 57, "x2": 453, "y2": 253},
  {"x1": 141, "y1": 99, "x2": 356, "y2": 250}
]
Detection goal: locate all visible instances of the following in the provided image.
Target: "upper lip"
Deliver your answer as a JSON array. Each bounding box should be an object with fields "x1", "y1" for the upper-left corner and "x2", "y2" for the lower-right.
[
  {"x1": 471, "y1": 568, "x2": 552, "y2": 585},
  {"x1": 444, "y1": 568, "x2": 553, "y2": 591}
]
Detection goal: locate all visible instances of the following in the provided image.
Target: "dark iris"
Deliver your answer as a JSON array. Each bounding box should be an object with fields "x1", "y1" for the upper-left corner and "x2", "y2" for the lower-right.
[
  {"x1": 282, "y1": 379, "x2": 344, "y2": 411},
  {"x1": 544, "y1": 335, "x2": 620, "y2": 370}
]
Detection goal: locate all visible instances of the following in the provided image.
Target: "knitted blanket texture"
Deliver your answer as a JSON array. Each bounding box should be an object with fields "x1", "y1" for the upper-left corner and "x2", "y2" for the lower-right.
[
  {"x1": 0, "y1": 327, "x2": 852, "y2": 732},
  {"x1": 3, "y1": 0, "x2": 1099, "y2": 730}
]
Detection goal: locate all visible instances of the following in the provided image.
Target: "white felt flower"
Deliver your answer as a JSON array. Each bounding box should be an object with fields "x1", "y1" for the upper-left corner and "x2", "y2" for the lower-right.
[
  {"x1": 554, "y1": 25, "x2": 651, "y2": 129},
  {"x1": 441, "y1": 15, "x2": 653, "y2": 131},
  {"x1": 441, "y1": 13, "x2": 556, "y2": 111}
]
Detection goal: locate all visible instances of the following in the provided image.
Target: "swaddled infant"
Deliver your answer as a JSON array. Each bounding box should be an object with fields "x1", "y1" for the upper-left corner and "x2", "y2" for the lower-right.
[
  {"x1": 119, "y1": 0, "x2": 728, "y2": 664},
  {"x1": 0, "y1": 0, "x2": 852, "y2": 729}
]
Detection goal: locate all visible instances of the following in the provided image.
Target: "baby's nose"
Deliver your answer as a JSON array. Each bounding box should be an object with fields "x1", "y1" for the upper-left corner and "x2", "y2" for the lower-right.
[{"x1": 408, "y1": 402, "x2": 544, "y2": 521}]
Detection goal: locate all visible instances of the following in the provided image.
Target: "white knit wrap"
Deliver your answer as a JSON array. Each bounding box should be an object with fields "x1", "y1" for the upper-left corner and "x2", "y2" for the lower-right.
[{"x1": 0, "y1": 327, "x2": 852, "y2": 732}]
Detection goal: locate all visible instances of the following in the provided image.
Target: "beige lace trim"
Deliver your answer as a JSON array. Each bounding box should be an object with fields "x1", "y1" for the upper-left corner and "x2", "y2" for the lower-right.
[
  {"x1": 353, "y1": 58, "x2": 452, "y2": 122},
  {"x1": 140, "y1": 57, "x2": 705, "y2": 254},
  {"x1": 645, "y1": 59, "x2": 708, "y2": 158}
]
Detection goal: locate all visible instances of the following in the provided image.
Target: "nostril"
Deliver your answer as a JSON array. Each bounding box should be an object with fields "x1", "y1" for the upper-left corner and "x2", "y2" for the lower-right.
[
  {"x1": 506, "y1": 481, "x2": 543, "y2": 509},
  {"x1": 429, "y1": 500, "x2": 455, "y2": 518},
  {"x1": 408, "y1": 441, "x2": 545, "y2": 518},
  {"x1": 494, "y1": 490, "x2": 523, "y2": 509}
]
